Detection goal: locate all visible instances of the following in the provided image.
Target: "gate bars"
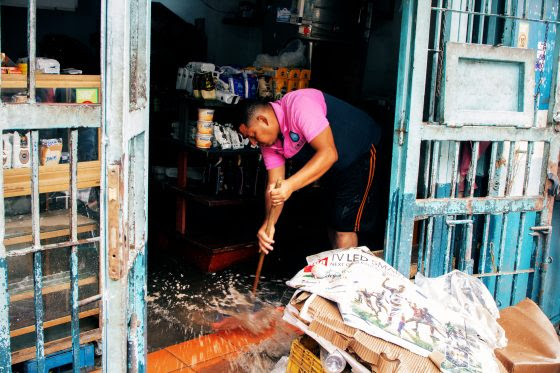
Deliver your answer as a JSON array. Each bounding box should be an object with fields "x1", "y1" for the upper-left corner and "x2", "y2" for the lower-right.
[
  {"x1": 0, "y1": 1, "x2": 103, "y2": 371},
  {"x1": 386, "y1": 0, "x2": 560, "y2": 310}
]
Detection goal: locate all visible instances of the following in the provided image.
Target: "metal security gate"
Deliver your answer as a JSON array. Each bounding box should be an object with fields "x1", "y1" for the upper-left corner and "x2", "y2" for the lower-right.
[
  {"x1": 385, "y1": 0, "x2": 560, "y2": 313},
  {"x1": 0, "y1": 0, "x2": 151, "y2": 371},
  {"x1": 103, "y1": 0, "x2": 151, "y2": 370}
]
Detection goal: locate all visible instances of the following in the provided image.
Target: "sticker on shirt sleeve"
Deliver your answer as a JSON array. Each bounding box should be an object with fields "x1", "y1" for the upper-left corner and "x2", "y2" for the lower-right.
[{"x1": 289, "y1": 132, "x2": 300, "y2": 142}]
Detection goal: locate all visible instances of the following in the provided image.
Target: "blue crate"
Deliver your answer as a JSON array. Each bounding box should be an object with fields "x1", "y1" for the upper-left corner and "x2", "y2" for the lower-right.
[{"x1": 23, "y1": 344, "x2": 94, "y2": 373}]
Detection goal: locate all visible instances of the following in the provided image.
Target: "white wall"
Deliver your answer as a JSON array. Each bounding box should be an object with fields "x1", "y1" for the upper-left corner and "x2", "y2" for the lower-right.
[{"x1": 152, "y1": 0, "x2": 262, "y2": 66}]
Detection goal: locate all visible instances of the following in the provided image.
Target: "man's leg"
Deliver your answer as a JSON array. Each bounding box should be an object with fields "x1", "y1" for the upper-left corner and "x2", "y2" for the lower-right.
[
  {"x1": 328, "y1": 146, "x2": 376, "y2": 249},
  {"x1": 333, "y1": 231, "x2": 358, "y2": 249}
]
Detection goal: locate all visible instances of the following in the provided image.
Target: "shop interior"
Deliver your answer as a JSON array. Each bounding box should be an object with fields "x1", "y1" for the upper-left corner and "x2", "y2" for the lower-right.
[{"x1": 0, "y1": 0, "x2": 402, "y2": 366}]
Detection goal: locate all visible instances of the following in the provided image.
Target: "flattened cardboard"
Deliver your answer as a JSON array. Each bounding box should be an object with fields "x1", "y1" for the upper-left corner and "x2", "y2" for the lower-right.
[
  {"x1": 309, "y1": 319, "x2": 352, "y2": 350},
  {"x1": 288, "y1": 291, "x2": 441, "y2": 372},
  {"x1": 351, "y1": 330, "x2": 439, "y2": 373},
  {"x1": 495, "y1": 298, "x2": 560, "y2": 373}
]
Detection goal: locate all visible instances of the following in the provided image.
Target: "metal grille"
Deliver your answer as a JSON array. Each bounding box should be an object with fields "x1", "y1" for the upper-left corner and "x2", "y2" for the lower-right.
[
  {"x1": 0, "y1": 1, "x2": 103, "y2": 370},
  {"x1": 386, "y1": 0, "x2": 560, "y2": 310}
]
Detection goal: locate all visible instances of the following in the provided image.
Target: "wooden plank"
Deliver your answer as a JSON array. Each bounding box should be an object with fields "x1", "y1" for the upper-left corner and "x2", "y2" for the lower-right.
[
  {"x1": 4, "y1": 160, "x2": 100, "y2": 198},
  {"x1": 0, "y1": 75, "x2": 101, "y2": 89},
  {"x1": 11, "y1": 328, "x2": 101, "y2": 365},
  {"x1": 10, "y1": 308, "x2": 100, "y2": 338},
  {"x1": 4, "y1": 224, "x2": 97, "y2": 247},
  {"x1": 4, "y1": 209, "x2": 98, "y2": 246},
  {"x1": 10, "y1": 275, "x2": 98, "y2": 303}
]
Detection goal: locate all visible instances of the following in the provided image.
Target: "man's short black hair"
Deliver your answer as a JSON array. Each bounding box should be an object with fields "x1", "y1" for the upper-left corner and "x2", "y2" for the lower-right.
[{"x1": 236, "y1": 99, "x2": 269, "y2": 130}]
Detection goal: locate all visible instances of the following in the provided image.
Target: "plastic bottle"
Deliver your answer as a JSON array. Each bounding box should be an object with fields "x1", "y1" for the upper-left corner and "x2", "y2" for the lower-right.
[{"x1": 323, "y1": 350, "x2": 346, "y2": 373}]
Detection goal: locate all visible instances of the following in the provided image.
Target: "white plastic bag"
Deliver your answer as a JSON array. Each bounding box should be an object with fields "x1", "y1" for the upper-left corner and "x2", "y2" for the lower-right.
[
  {"x1": 415, "y1": 270, "x2": 507, "y2": 349},
  {"x1": 270, "y1": 356, "x2": 289, "y2": 373},
  {"x1": 254, "y1": 40, "x2": 307, "y2": 68}
]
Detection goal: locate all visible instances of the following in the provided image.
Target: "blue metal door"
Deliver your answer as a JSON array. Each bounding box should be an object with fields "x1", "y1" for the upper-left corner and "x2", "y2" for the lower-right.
[
  {"x1": 385, "y1": 0, "x2": 560, "y2": 316},
  {"x1": 0, "y1": 0, "x2": 150, "y2": 371}
]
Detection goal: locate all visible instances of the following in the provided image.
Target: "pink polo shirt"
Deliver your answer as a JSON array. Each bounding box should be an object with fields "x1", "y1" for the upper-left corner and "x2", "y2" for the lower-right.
[{"x1": 261, "y1": 89, "x2": 329, "y2": 170}]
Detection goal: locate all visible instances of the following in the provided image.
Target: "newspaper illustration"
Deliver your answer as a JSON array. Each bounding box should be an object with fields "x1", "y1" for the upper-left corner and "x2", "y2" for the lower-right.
[{"x1": 287, "y1": 247, "x2": 500, "y2": 372}]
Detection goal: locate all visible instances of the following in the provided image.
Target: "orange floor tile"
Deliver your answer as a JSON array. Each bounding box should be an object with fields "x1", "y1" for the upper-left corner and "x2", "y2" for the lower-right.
[
  {"x1": 217, "y1": 327, "x2": 276, "y2": 349},
  {"x1": 189, "y1": 353, "x2": 240, "y2": 373},
  {"x1": 147, "y1": 310, "x2": 297, "y2": 373},
  {"x1": 147, "y1": 349, "x2": 187, "y2": 373},
  {"x1": 164, "y1": 333, "x2": 237, "y2": 367}
]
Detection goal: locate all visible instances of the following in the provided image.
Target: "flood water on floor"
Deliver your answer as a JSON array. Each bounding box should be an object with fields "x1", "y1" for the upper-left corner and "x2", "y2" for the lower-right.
[{"x1": 147, "y1": 254, "x2": 299, "y2": 353}]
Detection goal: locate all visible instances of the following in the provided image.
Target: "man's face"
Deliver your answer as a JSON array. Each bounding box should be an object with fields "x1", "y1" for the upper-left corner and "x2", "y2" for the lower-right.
[{"x1": 239, "y1": 113, "x2": 278, "y2": 147}]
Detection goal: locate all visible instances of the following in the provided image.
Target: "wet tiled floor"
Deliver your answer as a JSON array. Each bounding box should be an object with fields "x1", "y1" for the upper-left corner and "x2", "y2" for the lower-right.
[
  {"x1": 146, "y1": 316, "x2": 293, "y2": 372},
  {"x1": 146, "y1": 215, "x2": 332, "y2": 371}
]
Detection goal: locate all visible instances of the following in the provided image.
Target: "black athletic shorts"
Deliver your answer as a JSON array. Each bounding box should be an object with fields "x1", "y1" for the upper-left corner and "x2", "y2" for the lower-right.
[{"x1": 323, "y1": 144, "x2": 377, "y2": 232}]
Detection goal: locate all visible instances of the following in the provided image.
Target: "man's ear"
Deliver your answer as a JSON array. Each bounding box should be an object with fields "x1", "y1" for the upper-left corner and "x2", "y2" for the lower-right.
[{"x1": 256, "y1": 114, "x2": 269, "y2": 126}]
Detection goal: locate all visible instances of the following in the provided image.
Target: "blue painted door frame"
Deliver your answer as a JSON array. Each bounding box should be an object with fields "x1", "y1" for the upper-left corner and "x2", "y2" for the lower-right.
[
  {"x1": 385, "y1": 0, "x2": 560, "y2": 320},
  {"x1": 102, "y1": 0, "x2": 151, "y2": 371},
  {"x1": 0, "y1": 0, "x2": 150, "y2": 371}
]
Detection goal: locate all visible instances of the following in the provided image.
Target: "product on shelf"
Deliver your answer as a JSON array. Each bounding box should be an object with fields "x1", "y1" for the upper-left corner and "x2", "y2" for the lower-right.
[
  {"x1": 200, "y1": 72, "x2": 216, "y2": 100},
  {"x1": 17, "y1": 57, "x2": 60, "y2": 74},
  {"x1": 198, "y1": 108, "x2": 215, "y2": 122},
  {"x1": 216, "y1": 90, "x2": 241, "y2": 104},
  {"x1": 273, "y1": 78, "x2": 288, "y2": 100},
  {"x1": 213, "y1": 124, "x2": 231, "y2": 150},
  {"x1": 177, "y1": 61, "x2": 310, "y2": 102},
  {"x1": 12, "y1": 131, "x2": 30, "y2": 168},
  {"x1": 197, "y1": 120, "x2": 214, "y2": 135},
  {"x1": 195, "y1": 133, "x2": 213, "y2": 149},
  {"x1": 287, "y1": 79, "x2": 299, "y2": 93},
  {"x1": 3, "y1": 133, "x2": 12, "y2": 169},
  {"x1": 12, "y1": 93, "x2": 27, "y2": 103},
  {"x1": 248, "y1": 66, "x2": 311, "y2": 100},
  {"x1": 40, "y1": 138, "x2": 63, "y2": 166},
  {"x1": 257, "y1": 76, "x2": 273, "y2": 99},
  {"x1": 300, "y1": 69, "x2": 311, "y2": 80}
]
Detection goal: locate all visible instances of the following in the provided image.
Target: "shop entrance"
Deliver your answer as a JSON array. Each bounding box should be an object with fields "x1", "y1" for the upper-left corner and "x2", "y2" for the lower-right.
[{"x1": 145, "y1": 0, "x2": 398, "y2": 363}]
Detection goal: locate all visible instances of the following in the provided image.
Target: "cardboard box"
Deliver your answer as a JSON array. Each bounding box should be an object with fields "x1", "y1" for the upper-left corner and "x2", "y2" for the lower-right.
[
  {"x1": 495, "y1": 298, "x2": 560, "y2": 372},
  {"x1": 286, "y1": 292, "x2": 442, "y2": 372}
]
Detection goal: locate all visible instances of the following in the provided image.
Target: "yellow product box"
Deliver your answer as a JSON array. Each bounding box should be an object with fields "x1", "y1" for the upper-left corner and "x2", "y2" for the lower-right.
[
  {"x1": 273, "y1": 78, "x2": 288, "y2": 99},
  {"x1": 76, "y1": 88, "x2": 99, "y2": 104},
  {"x1": 274, "y1": 67, "x2": 289, "y2": 79},
  {"x1": 300, "y1": 69, "x2": 311, "y2": 80},
  {"x1": 287, "y1": 79, "x2": 299, "y2": 92},
  {"x1": 297, "y1": 79, "x2": 310, "y2": 90},
  {"x1": 288, "y1": 69, "x2": 301, "y2": 80}
]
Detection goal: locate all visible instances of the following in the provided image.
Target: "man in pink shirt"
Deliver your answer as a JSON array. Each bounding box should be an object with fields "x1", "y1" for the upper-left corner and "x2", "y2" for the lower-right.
[{"x1": 238, "y1": 88, "x2": 380, "y2": 254}]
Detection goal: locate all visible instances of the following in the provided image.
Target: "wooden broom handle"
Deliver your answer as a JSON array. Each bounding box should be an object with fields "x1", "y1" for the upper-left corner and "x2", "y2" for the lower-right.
[{"x1": 252, "y1": 179, "x2": 282, "y2": 295}]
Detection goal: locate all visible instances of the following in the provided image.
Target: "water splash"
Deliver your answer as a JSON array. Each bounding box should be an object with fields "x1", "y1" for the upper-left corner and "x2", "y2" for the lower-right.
[{"x1": 147, "y1": 267, "x2": 295, "y2": 354}]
